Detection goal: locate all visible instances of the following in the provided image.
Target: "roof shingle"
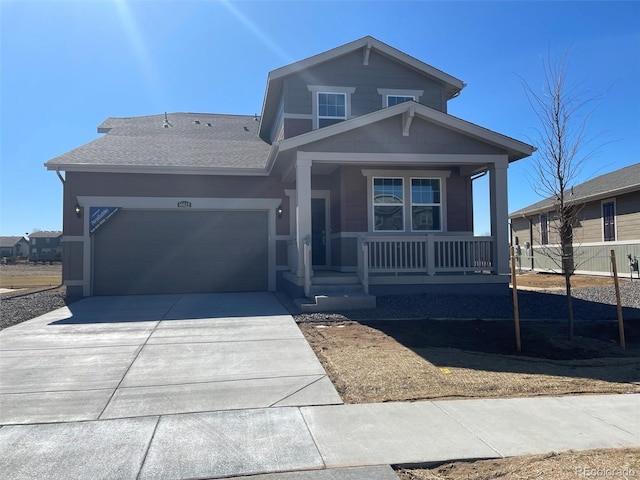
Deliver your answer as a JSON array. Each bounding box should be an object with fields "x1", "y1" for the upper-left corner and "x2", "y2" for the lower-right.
[
  {"x1": 46, "y1": 113, "x2": 271, "y2": 171},
  {"x1": 510, "y1": 163, "x2": 640, "y2": 217}
]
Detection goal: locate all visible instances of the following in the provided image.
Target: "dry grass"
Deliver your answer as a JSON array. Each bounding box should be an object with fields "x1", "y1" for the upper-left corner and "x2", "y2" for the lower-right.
[
  {"x1": 0, "y1": 264, "x2": 61, "y2": 289},
  {"x1": 299, "y1": 320, "x2": 640, "y2": 403},
  {"x1": 396, "y1": 448, "x2": 640, "y2": 480},
  {"x1": 300, "y1": 319, "x2": 640, "y2": 479},
  {"x1": 514, "y1": 272, "x2": 626, "y2": 290}
]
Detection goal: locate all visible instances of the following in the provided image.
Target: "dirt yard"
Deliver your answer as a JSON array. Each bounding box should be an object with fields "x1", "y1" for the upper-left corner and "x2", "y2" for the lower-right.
[
  {"x1": 396, "y1": 447, "x2": 640, "y2": 480},
  {"x1": 299, "y1": 319, "x2": 640, "y2": 403},
  {"x1": 300, "y1": 313, "x2": 640, "y2": 479}
]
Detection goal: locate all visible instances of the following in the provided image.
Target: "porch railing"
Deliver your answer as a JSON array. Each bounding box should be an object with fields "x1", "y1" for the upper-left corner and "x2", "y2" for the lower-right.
[{"x1": 358, "y1": 234, "x2": 495, "y2": 290}]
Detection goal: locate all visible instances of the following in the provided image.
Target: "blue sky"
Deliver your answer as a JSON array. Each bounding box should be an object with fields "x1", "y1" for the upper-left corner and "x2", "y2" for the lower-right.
[{"x1": 1, "y1": 0, "x2": 639, "y2": 236}]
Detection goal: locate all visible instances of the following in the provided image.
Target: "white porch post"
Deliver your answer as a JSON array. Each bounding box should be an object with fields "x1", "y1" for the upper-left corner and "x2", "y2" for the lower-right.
[
  {"x1": 489, "y1": 158, "x2": 510, "y2": 275},
  {"x1": 295, "y1": 155, "x2": 312, "y2": 278}
]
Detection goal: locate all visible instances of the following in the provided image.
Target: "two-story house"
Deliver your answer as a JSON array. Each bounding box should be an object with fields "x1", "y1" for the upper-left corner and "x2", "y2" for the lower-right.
[
  {"x1": 510, "y1": 163, "x2": 640, "y2": 278},
  {"x1": 28, "y1": 231, "x2": 63, "y2": 263},
  {"x1": 0, "y1": 236, "x2": 29, "y2": 259},
  {"x1": 45, "y1": 36, "x2": 534, "y2": 308}
]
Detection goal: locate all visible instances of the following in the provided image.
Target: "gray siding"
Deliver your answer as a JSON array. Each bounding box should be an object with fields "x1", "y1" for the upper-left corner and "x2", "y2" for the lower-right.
[
  {"x1": 447, "y1": 174, "x2": 473, "y2": 232},
  {"x1": 529, "y1": 243, "x2": 640, "y2": 277},
  {"x1": 331, "y1": 236, "x2": 358, "y2": 268},
  {"x1": 512, "y1": 190, "x2": 640, "y2": 247},
  {"x1": 283, "y1": 49, "x2": 447, "y2": 120},
  {"x1": 62, "y1": 241, "x2": 83, "y2": 281},
  {"x1": 65, "y1": 172, "x2": 292, "y2": 237},
  {"x1": 303, "y1": 116, "x2": 505, "y2": 155},
  {"x1": 617, "y1": 191, "x2": 640, "y2": 241}
]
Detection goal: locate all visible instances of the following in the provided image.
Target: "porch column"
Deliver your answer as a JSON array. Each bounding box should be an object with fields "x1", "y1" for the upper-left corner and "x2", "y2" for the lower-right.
[
  {"x1": 295, "y1": 156, "x2": 312, "y2": 278},
  {"x1": 489, "y1": 159, "x2": 510, "y2": 275}
]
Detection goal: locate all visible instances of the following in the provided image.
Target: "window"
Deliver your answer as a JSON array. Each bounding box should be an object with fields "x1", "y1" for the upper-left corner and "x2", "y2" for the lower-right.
[
  {"x1": 602, "y1": 201, "x2": 616, "y2": 241},
  {"x1": 540, "y1": 214, "x2": 549, "y2": 245},
  {"x1": 411, "y1": 178, "x2": 441, "y2": 231},
  {"x1": 377, "y1": 89, "x2": 423, "y2": 108},
  {"x1": 373, "y1": 178, "x2": 404, "y2": 231},
  {"x1": 387, "y1": 95, "x2": 414, "y2": 107},
  {"x1": 317, "y1": 93, "x2": 346, "y2": 127}
]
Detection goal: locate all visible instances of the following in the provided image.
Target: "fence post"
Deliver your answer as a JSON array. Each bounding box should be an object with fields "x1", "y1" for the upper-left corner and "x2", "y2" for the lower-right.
[
  {"x1": 510, "y1": 246, "x2": 521, "y2": 352},
  {"x1": 610, "y1": 250, "x2": 625, "y2": 350}
]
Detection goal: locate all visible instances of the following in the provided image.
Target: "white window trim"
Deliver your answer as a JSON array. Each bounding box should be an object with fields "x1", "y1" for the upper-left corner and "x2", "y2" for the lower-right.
[
  {"x1": 601, "y1": 198, "x2": 617, "y2": 242},
  {"x1": 372, "y1": 177, "x2": 406, "y2": 232},
  {"x1": 307, "y1": 85, "x2": 355, "y2": 129},
  {"x1": 410, "y1": 177, "x2": 443, "y2": 232},
  {"x1": 362, "y1": 169, "x2": 450, "y2": 234},
  {"x1": 377, "y1": 88, "x2": 424, "y2": 108}
]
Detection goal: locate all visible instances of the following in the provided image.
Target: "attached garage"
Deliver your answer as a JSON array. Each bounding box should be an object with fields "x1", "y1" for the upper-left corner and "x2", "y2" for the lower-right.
[{"x1": 93, "y1": 209, "x2": 269, "y2": 295}]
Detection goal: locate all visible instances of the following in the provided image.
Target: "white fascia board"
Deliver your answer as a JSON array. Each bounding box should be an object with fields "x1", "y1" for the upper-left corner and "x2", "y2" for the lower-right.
[
  {"x1": 299, "y1": 151, "x2": 507, "y2": 166},
  {"x1": 45, "y1": 163, "x2": 270, "y2": 176},
  {"x1": 76, "y1": 196, "x2": 281, "y2": 211}
]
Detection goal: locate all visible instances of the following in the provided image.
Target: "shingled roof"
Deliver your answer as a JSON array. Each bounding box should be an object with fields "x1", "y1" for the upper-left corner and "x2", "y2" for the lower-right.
[
  {"x1": 510, "y1": 163, "x2": 640, "y2": 217},
  {"x1": 0, "y1": 236, "x2": 27, "y2": 248},
  {"x1": 45, "y1": 113, "x2": 272, "y2": 173},
  {"x1": 28, "y1": 231, "x2": 63, "y2": 239}
]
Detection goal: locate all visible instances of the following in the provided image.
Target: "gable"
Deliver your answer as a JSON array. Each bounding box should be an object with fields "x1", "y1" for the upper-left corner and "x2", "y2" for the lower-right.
[
  {"x1": 259, "y1": 36, "x2": 465, "y2": 142},
  {"x1": 283, "y1": 49, "x2": 447, "y2": 116},
  {"x1": 301, "y1": 115, "x2": 505, "y2": 156},
  {"x1": 277, "y1": 101, "x2": 534, "y2": 162}
]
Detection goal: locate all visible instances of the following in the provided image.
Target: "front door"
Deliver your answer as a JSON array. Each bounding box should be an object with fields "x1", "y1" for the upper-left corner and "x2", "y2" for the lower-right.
[{"x1": 311, "y1": 198, "x2": 327, "y2": 266}]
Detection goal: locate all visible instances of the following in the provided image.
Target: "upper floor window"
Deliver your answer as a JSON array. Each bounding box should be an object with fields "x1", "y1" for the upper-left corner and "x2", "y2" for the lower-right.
[
  {"x1": 387, "y1": 95, "x2": 414, "y2": 107},
  {"x1": 602, "y1": 200, "x2": 616, "y2": 241},
  {"x1": 377, "y1": 88, "x2": 423, "y2": 108},
  {"x1": 308, "y1": 85, "x2": 355, "y2": 130},
  {"x1": 318, "y1": 93, "x2": 346, "y2": 128}
]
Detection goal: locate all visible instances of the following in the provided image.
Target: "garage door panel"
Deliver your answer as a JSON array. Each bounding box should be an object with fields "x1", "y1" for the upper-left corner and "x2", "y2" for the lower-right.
[{"x1": 93, "y1": 210, "x2": 268, "y2": 295}]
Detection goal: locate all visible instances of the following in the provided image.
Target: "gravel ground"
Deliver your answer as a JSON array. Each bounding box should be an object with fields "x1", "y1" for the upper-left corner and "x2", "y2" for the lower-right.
[
  {"x1": 1, "y1": 282, "x2": 638, "y2": 331},
  {"x1": 296, "y1": 282, "x2": 640, "y2": 322},
  {"x1": 0, "y1": 287, "x2": 72, "y2": 330}
]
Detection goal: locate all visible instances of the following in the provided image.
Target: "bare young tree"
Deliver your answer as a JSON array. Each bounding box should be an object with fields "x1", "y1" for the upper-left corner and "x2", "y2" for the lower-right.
[{"x1": 521, "y1": 48, "x2": 602, "y2": 340}]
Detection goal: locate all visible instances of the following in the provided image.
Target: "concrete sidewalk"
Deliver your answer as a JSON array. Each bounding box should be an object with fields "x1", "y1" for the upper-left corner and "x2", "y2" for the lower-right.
[
  {"x1": 1, "y1": 394, "x2": 638, "y2": 479},
  {"x1": 1, "y1": 294, "x2": 639, "y2": 479}
]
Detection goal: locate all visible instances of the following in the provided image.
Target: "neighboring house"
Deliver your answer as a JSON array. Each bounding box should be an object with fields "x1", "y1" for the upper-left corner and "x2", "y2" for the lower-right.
[
  {"x1": 0, "y1": 236, "x2": 29, "y2": 259},
  {"x1": 510, "y1": 163, "x2": 640, "y2": 278},
  {"x1": 28, "y1": 231, "x2": 63, "y2": 262},
  {"x1": 45, "y1": 36, "x2": 534, "y2": 307}
]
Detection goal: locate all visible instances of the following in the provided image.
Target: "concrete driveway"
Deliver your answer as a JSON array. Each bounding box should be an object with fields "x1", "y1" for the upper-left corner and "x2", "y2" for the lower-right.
[{"x1": 0, "y1": 292, "x2": 342, "y2": 425}]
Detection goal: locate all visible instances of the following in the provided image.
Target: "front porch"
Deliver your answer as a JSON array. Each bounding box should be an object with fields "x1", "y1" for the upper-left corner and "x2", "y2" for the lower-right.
[{"x1": 282, "y1": 233, "x2": 509, "y2": 312}]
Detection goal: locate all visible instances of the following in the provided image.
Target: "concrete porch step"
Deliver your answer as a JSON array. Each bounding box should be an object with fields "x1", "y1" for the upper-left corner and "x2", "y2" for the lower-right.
[
  {"x1": 311, "y1": 273, "x2": 360, "y2": 285},
  {"x1": 295, "y1": 293, "x2": 376, "y2": 313},
  {"x1": 309, "y1": 283, "x2": 364, "y2": 295}
]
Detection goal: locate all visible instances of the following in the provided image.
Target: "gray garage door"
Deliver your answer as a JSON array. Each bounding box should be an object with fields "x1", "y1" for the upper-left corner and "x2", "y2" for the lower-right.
[{"x1": 93, "y1": 210, "x2": 268, "y2": 295}]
